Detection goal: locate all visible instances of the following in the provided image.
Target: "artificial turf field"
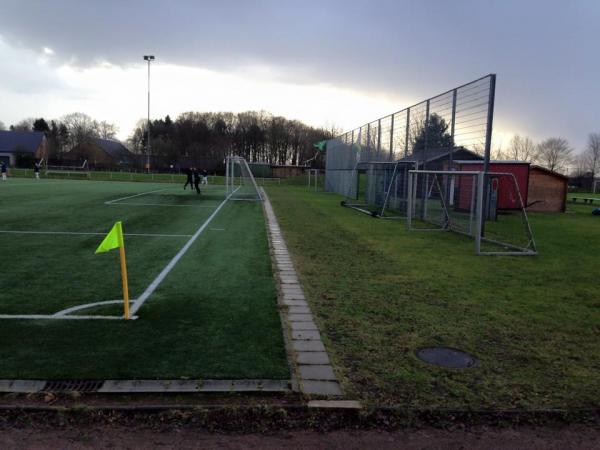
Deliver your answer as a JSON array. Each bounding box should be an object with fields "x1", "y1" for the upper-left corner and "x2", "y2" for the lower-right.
[{"x1": 0, "y1": 178, "x2": 288, "y2": 380}]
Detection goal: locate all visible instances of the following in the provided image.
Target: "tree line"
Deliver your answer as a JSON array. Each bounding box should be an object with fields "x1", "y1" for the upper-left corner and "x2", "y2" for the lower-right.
[
  {"x1": 128, "y1": 111, "x2": 333, "y2": 170},
  {"x1": 494, "y1": 134, "x2": 600, "y2": 188},
  {"x1": 4, "y1": 113, "x2": 118, "y2": 164},
  {"x1": 2, "y1": 111, "x2": 333, "y2": 171}
]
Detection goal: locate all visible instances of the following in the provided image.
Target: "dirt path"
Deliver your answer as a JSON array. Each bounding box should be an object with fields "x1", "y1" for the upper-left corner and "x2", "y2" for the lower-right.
[{"x1": 1, "y1": 425, "x2": 598, "y2": 449}]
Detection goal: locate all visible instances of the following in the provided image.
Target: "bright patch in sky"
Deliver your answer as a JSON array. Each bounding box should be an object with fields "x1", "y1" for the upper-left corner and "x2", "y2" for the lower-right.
[{"x1": 0, "y1": 36, "x2": 530, "y2": 146}]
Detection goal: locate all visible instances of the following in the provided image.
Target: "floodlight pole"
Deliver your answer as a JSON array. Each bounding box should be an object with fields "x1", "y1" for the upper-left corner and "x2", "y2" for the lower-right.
[{"x1": 143, "y1": 55, "x2": 155, "y2": 173}]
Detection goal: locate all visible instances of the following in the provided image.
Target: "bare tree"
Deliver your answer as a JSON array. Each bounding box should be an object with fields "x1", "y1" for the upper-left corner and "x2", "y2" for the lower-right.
[
  {"x1": 583, "y1": 133, "x2": 600, "y2": 181},
  {"x1": 10, "y1": 118, "x2": 35, "y2": 131},
  {"x1": 535, "y1": 137, "x2": 573, "y2": 173},
  {"x1": 61, "y1": 112, "x2": 99, "y2": 148},
  {"x1": 97, "y1": 121, "x2": 119, "y2": 140},
  {"x1": 506, "y1": 135, "x2": 536, "y2": 161}
]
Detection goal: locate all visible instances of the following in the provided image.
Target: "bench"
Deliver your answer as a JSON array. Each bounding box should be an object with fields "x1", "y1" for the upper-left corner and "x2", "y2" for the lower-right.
[{"x1": 571, "y1": 197, "x2": 600, "y2": 204}]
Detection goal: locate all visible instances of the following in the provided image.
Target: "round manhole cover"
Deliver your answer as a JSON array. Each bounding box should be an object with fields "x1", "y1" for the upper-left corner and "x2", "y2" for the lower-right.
[{"x1": 417, "y1": 347, "x2": 478, "y2": 369}]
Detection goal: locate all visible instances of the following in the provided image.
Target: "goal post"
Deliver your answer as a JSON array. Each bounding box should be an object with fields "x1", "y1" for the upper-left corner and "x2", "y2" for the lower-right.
[
  {"x1": 225, "y1": 156, "x2": 263, "y2": 201},
  {"x1": 45, "y1": 160, "x2": 90, "y2": 179},
  {"x1": 407, "y1": 169, "x2": 537, "y2": 256}
]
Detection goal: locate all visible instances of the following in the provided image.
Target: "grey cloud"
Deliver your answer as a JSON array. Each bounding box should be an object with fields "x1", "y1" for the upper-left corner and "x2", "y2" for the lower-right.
[{"x1": 0, "y1": 0, "x2": 598, "y2": 149}]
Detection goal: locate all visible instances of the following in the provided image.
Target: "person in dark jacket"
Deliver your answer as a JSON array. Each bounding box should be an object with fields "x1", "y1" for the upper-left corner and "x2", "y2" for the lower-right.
[
  {"x1": 1, "y1": 161, "x2": 7, "y2": 181},
  {"x1": 184, "y1": 167, "x2": 193, "y2": 190},
  {"x1": 193, "y1": 168, "x2": 201, "y2": 194},
  {"x1": 34, "y1": 162, "x2": 40, "y2": 180}
]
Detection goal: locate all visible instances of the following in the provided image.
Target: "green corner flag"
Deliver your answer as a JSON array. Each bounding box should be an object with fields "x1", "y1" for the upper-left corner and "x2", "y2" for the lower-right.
[
  {"x1": 313, "y1": 140, "x2": 327, "y2": 151},
  {"x1": 95, "y1": 221, "x2": 124, "y2": 254}
]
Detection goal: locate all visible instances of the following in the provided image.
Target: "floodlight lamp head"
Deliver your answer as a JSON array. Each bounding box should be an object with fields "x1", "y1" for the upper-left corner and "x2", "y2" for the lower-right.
[{"x1": 143, "y1": 55, "x2": 155, "y2": 61}]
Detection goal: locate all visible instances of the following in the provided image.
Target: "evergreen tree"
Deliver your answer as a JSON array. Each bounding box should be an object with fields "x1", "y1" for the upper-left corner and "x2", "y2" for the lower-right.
[{"x1": 412, "y1": 113, "x2": 454, "y2": 152}]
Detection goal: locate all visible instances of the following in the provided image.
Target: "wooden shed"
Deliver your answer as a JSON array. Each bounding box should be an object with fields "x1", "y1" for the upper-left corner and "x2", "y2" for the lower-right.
[
  {"x1": 456, "y1": 161, "x2": 530, "y2": 210},
  {"x1": 527, "y1": 165, "x2": 568, "y2": 213}
]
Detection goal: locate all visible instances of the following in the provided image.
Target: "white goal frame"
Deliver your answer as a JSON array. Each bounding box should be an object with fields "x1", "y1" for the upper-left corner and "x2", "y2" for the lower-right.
[
  {"x1": 406, "y1": 170, "x2": 537, "y2": 256},
  {"x1": 225, "y1": 156, "x2": 263, "y2": 201},
  {"x1": 45, "y1": 159, "x2": 90, "y2": 179}
]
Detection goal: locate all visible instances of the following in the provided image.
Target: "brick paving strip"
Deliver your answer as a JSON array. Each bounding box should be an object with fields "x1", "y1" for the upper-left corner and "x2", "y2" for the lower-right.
[{"x1": 261, "y1": 189, "x2": 343, "y2": 397}]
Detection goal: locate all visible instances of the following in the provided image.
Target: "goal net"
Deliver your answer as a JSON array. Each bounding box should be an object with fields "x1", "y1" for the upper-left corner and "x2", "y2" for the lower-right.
[
  {"x1": 45, "y1": 160, "x2": 90, "y2": 179},
  {"x1": 407, "y1": 170, "x2": 537, "y2": 256},
  {"x1": 225, "y1": 156, "x2": 263, "y2": 201}
]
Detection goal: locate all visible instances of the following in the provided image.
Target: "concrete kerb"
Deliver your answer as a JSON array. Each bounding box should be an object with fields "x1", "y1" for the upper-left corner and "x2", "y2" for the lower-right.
[
  {"x1": 261, "y1": 188, "x2": 342, "y2": 398},
  {"x1": 0, "y1": 379, "x2": 291, "y2": 394}
]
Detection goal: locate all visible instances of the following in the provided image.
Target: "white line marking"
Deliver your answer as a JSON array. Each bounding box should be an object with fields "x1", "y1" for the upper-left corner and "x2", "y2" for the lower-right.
[
  {"x1": 0, "y1": 186, "x2": 238, "y2": 321},
  {"x1": 0, "y1": 181, "x2": 72, "y2": 188},
  {"x1": 129, "y1": 186, "x2": 239, "y2": 316},
  {"x1": 0, "y1": 314, "x2": 136, "y2": 320},
  {"x1": 0, "y1": 230, "x2": 192, "y2": 238},
  {"x1": 105, "y1": 188, "x2": 168, "y2": 204},
  {"x1": 54, "y1": 300, "x2": 125, "y2": 317},
  {"x1": 210, "y1": 228, "x2": 226, "y2": 231},
  {"x1": 106, "y1": 202, "x2": 217, "y2": 208}
]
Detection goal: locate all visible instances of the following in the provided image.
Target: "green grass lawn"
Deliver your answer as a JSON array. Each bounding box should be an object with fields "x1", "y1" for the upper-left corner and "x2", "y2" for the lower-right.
[
  {"x1": 267, "y1": 185, "x2": 599, "y2": 409},
  {"x1": 0, "y1": 178, "x2": 288, "y2": 380}
]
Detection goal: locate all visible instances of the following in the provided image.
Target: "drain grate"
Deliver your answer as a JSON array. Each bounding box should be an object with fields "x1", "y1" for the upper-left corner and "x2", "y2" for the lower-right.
[
  {"x1": 417, "y1": 347, "x2": 478, "y2": 369},
  {"x1": 43, "y1": 380, "x2": 105, "y2": 393}
]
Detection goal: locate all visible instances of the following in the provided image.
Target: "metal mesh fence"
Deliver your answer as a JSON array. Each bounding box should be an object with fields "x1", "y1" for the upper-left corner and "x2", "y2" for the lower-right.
[{"x1": 325, "y1": 75, "x2": 496, "y2": 207}]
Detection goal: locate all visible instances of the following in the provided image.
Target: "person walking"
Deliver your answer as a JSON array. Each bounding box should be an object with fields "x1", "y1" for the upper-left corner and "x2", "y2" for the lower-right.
[
  {"x1": 1, "y1": 161, "x2": 7, "y2": 181},
  {"x1": 202, "y1": 169, "x2": 208, "y2": 185},
  {"x1": 193, "y1": 167, "x2": 201, "y2": 194},
  {"x1": 34, "y1": 161, "x2": 40, "y2": 180},
  {"x1": 184, "y1": 166, "x2": 193, "y2": 190}
]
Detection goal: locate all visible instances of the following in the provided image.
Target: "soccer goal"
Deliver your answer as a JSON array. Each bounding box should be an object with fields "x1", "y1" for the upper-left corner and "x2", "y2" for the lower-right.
[
  {"x1": 406, "y1": 170, "x2": 537, "y2": 256},
  {"x1": 45, "y1": 160, "x2": 90, "y2": 179},
  {"x1": 225, "y1": 156, "x2": 263, "y2": 201}
]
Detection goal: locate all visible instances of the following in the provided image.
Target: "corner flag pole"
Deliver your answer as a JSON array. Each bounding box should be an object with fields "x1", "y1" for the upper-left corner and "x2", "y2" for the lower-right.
[
  {"x1": 117, "y1": 222, "x2": 130, "y2": 320},
  {"x1": 95, "y1": 221, "x2": 130, "y2": 320}
]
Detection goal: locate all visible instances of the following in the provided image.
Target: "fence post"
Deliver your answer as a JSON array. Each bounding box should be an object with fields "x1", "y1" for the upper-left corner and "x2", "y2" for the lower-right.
[
  {"x1": 389, "y1": 114, "x2": 395, "y2": 160},
  {"x1": 377, "y1": 118, "x2": 381, "y2": 156},
  {"x1": 481, "y1": 74, "x2": 496, "y2": 236},
  {"x1": 406, "y1": 171, "x2": 413, "y2": 230},
  {"x1": 475, "y1": 172, "x2": 484, "y2": 255},
  {"x1": 404, "y1": 108, "x2": 410, "y2": 157}
]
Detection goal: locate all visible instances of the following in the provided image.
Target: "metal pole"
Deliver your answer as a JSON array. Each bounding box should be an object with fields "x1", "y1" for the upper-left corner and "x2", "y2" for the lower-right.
[
  {"x1": 419, "y1": 101, "x2": 430, "y2": 220},
  {"x1": 389, "y1": 114, "x2": 395, "y2": 160},
  {"x1": 147, "y1": 59, "x2": 151, "y2": 173},
  {"x1": 377, "y1": 119, "x2": 381, "y2": 156},
  {"x1": 143, "y1": 55, "x2": 155, "y2": 174},
  {"x1": 225, "y1": 157, "x2": 229, "y2": 195},
  {"x1": 366, "y1": 123, "x2": 371, "y2": 158},
  {"x1": 446, "y1": 89, "x2": 458, "y2": 206},
  {"x1": 475, "y1": 172, "x2": 484, "y2": 254},
  {"x1": 481, "y1": 74, "x2": 496, "y2": 235},
  {"x1": 450, "y1": 89, "x2": 457, "y2": 166},
  {"x1": 406, "y1": 171, "x2": 413, "y2": 230},
  {"x1": 404, "y1": 108, "x2": 410, "y2": 157}
]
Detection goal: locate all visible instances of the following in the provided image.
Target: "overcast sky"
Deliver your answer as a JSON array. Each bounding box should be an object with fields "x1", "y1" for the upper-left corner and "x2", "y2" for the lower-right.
[{"x1": 0, "y1": 0, "x2": 598, "y2": 152}]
